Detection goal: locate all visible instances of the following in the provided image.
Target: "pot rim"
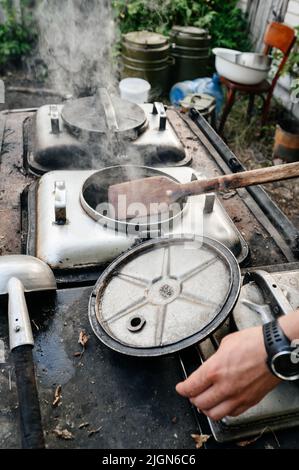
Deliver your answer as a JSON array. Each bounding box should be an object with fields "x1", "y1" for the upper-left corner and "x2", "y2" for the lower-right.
[
  {"x1": 277, "y1": 120, "x2": 299, "y2": 137},
  {"x1": 79, "y1": 164, "x2": 188, "y2": 230}
]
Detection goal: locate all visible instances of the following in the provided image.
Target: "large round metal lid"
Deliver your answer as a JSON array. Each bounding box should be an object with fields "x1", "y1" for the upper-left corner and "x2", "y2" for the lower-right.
[
  {"x1": 61, "y1": 94, "x2": 147, "y2": 137},
  {"x1": 123, "y1": 30, "x2": 168, "y2": 48},
  {"x1": 89, "y1": 237, "x2": 241, "y2": 356},
  {"x1": 171, "y1": 26, "x2": 208, "y2": 37}
]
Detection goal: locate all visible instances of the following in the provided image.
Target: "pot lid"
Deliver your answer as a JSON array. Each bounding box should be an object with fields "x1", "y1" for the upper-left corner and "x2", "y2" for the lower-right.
[
  {"x1": 61, "y1": 91, "x2": 147, "y2": 137},
  {"x1": 171, "y1": 25, "x2": 208, "y2": 37},
  {"x1": 123, "y1": 30, "x2": 168, "y2": 48},
  {"x1": 89, "y1": 236, "x2": 241, "y2": 356}
]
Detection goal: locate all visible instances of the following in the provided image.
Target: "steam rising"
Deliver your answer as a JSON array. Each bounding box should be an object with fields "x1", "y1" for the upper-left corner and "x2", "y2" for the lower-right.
[
  {"x1": 36, "y1": 0, "x2": 145, "y2": 169},
  {"x1": 36, "y1": 0, "x2": 116, "y2": 97}
]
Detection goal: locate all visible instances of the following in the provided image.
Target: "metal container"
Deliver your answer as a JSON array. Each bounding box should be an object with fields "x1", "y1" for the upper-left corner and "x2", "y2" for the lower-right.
[
  {"x1": 122, "y1": 31, "x2": 170, "y2": 98},
  {"x1": 236, "y1": 52, "x2": 272, "y2": 71},
  {"x1": 170, "y1": 26, "x2": 211, "y2": 84},
  {"x1": 213, "y1": 48, "x2": 271, "y2": 85},
  {"x1": 273, "y1": 119, "x2": 299, "y2": 163},
  {"x1": 26, "y1": 101, "x2": 188, "y2": 174}
]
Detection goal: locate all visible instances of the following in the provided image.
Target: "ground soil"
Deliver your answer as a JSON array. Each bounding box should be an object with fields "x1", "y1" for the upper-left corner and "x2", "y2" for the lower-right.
[{"x1": 224, "y1": 96, "x2": 299, "y2": 229}]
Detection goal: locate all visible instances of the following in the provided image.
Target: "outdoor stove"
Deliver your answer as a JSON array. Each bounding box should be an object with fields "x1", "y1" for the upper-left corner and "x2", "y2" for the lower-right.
[
  {"x1": 23, "y1": 91, "x2": 190, "y2": 175},
  {"x1": 24, "y1": 164, "x2": 248, "y2": 283},
  {"x1": 2, "y1": 103, "x2": 299, "y2": 448}
]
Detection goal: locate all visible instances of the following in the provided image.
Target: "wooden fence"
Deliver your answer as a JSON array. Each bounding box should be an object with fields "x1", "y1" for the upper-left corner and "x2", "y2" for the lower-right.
[{"x1": 245, "y1": 0, "x2": 290, "y2": 50}]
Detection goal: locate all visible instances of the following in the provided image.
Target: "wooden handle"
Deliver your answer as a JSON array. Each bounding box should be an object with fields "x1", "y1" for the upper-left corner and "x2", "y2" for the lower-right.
[{"x1": 180, "y1": 162, "x2": 299, "y2": 197}]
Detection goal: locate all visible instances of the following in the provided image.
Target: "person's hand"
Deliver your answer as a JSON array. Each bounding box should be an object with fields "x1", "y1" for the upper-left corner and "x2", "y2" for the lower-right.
[{"x1": 176, "y1": 325, "x2": 280, "y2": 420}]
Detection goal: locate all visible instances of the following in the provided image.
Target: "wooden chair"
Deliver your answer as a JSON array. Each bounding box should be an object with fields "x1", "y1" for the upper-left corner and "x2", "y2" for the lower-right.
[{"x1": 218, "y1": 22, "x2": 296, "y2": 135}]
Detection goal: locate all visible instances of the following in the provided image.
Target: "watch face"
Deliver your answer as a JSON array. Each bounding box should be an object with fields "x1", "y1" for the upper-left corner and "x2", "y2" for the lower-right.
[{"x1": 272, "y1": 351, "x2": 299, "y2": 381}]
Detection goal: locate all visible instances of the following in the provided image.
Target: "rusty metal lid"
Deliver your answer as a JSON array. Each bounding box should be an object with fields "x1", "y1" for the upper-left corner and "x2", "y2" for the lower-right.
[
  {"x1": 61, "y1": 90, "x2": 147, "y2": 138},
  {"x1": 123, "y1": 30, "x2": 168, "y2": 48},
  {"x1": 89, "y1": 236, "x2": 241, "y2": 356}
]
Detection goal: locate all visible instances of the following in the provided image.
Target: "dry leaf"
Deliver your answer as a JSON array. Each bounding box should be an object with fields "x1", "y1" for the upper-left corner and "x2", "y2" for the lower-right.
[
  {"x1": 237, "y1": 439, "x2": 258, "y2": 447},
  {"x1": 53, "y1": 428, "x2": 74, "y2": 440},
  {"x1": 88, "y1": 426, "x2": 102, "y2": 437},
  {"x1": 237, "y1": 426, "x2": 278, "y2": 448},
  {"x1": 73, "y1": 352, "x2": 82, "y2": 357},
  {"x1": 78, "y1": 422, "x2": 89, "y2": 429},
  {"x1": 52, "y1": 385, "x2": 62, "y2": 407},
  {"x1": 264, "y1": 443, "x2": 274, "y2": 449},
  {"x1": 191, "y1": 433, "x2": 210, "y2": 449},
  {"x1": 237, "y1": 427, "x2": 280, "y2": 448},
  {"x1": 79, "y1": 331, "x2": 89, "y2": 349}
]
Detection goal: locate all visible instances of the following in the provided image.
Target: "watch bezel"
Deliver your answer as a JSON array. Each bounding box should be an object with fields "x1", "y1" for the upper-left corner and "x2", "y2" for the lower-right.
[{"x1": 271, "y1": 351, "x2": 299, "y2": 381}]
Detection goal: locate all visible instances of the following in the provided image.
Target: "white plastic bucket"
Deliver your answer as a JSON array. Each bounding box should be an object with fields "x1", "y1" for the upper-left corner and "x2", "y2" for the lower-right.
[{"x1": 119, "y1": 78, "x2": 151, "y2": 104}]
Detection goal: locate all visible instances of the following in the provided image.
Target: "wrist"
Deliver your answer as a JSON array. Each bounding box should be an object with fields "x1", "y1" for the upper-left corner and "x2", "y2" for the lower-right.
[
  {"x1": 263, "y1": 314, "x2": 299, "y2": 381},
  {"x1": 278, "y1": 310, "x2": 299, "y2": 342}
]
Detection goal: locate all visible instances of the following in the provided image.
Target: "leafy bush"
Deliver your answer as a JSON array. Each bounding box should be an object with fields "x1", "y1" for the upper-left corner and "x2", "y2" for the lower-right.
[
  {"x1": 0, "y1": 0, "x2": 36, "y2": 67},
  {"x1": 113, "y1": 0, "x2": 251, "y2": 51}
]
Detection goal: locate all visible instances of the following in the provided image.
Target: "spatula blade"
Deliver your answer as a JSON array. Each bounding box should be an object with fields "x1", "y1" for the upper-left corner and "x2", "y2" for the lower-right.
[{"x1": 108, "y1": 176, "x2": 178, "y2": 220}]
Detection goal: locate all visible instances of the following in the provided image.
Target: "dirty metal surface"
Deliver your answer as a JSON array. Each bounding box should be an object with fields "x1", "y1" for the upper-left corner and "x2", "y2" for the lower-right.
[
  {"x1": 0, "y1": 110, "x2": 35, "y2": 256},
  {"x1": 1, "y1": 284, "x2": 299, "y2": 449},
  {"x1": 0, "y1": 286, "x2": 197, "y2": 449}
]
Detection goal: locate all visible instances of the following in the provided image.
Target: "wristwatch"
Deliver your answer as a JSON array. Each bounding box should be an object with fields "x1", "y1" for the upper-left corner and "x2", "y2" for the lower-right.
[{"x1": 263, "y1": 320, "x2": 299, "y2": 381}]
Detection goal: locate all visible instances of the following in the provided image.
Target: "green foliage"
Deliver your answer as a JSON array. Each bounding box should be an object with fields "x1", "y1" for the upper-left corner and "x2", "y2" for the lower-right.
[
  {"x1": 113, "y1": 0, "x2": 251, "y2": 51},
  {"x1": 0, "y1": 0, "x2": 36, "y2": 67}
]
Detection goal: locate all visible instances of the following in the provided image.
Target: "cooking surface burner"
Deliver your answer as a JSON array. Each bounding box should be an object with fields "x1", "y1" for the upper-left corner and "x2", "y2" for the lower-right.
[
  {"x1": 25, "y1": 101, "x2": 190, "y2": 174},
  {"x1": 80, "y1": 165, "x2": 187, "y2": 230},
  {"x1": 89, "y1": 236, "x2": 241, "y2": 356},
  {"x1": 61, "y1": 93, "x2": 147, "y2": 137},
  {"x1": 24, "y1": 166, "x2": 249, "y2": 281}
]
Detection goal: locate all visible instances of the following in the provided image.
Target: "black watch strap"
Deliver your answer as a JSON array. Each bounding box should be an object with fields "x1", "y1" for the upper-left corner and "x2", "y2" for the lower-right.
[{"x1": 263, "y1": 320, "x2": 291, "y2": 358}]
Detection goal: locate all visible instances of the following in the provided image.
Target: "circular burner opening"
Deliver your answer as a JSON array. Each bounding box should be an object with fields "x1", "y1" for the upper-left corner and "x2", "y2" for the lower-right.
[{"x1": 80, "y1": 165, "x2": 187, "y2": 228}]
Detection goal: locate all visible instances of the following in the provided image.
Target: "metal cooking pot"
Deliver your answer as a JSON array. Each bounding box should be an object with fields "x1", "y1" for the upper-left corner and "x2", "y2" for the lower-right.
[
  {"x1": 213, "y1": 48, "x2": 270, "y2": 85},
  {"x1": 80, "y1": 165, "x2": 187, "y2": 236},
  {"x1": 235, "y1": 53, "x2": 272, "y2": 71}
]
